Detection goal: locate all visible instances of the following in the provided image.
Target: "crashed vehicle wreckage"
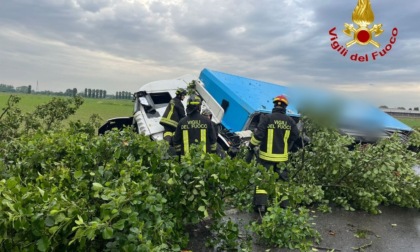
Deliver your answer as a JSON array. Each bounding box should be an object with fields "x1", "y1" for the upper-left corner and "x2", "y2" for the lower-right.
[{"x1": 98, "y1": 68, "x2": 415, "y2": 156}]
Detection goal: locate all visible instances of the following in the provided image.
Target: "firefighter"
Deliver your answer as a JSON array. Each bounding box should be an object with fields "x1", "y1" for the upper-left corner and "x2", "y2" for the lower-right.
[
  {"x1": 248, "y1": 94, "x2": 299, "y2": 212},
  {"x1": 173, "y1": 96, "x2": 217, "y2": 156},
  {"x1": 160, "y1": 88, "x2": 187, "y2": 144}
]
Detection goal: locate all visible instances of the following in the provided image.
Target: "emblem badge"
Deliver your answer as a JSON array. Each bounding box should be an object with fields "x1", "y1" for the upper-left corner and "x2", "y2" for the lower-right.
[{"x1": 343, "y1": 0, "x2": 383, "y2": 48}]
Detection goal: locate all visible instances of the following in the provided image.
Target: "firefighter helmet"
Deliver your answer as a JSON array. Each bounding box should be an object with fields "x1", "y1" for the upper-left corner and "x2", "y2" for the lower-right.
[
  {"x1": 186, "y1": 95, "x2": 201, "y2": 114},
  {"x1": 187, "y1": 95, "x2": 201, "y2": 106},
  {"x1": 175, "y1": 88, "x2": 187, "y2": 96},
  {"x1": 273, "y1": 94, "x2": 288, "y2": 106}
]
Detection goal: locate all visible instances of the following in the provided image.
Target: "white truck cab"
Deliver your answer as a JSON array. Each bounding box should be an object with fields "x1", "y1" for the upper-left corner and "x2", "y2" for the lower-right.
[
  {"x1": 132, "y1": 74, "x2": 224, "y2": 141},
  {"x1": 98, "y1": 74, "x2": 239, "y2": 155}
]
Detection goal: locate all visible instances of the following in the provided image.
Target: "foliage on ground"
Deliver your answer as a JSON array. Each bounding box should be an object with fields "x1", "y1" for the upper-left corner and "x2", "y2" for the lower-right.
[
  {"x1": 287, "y1": 116, "x2": 420, "y2": 214},
  {"x1": 1, "y1": 95, "x2": 419, "y2": 251}
]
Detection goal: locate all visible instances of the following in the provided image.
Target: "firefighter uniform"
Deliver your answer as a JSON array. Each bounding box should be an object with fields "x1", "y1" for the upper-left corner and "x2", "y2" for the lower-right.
[
  {"x1": 250, "y1": 107, "x2": 299, "y2": 165},
  {"x1": 248, "y1": 95, "x2": 299, "y2": 212},
  {"x1": 173, "y1": 96, "x2": 217, "y2": 156},
  {"x1": 160, "y1": 88, "x2": 187, "y2": 143}
]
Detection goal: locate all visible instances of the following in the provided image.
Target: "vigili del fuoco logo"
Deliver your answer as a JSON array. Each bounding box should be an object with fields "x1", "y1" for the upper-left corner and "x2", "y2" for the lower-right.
[{"x1": 329, "y1": 0, "x2": 398, "y2": 62}]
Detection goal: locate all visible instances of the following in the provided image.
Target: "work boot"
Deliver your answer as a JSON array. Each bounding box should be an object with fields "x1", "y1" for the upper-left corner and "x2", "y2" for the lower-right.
[{"x1": 253, "y1": 187, "x2": 268, "y2": 214}]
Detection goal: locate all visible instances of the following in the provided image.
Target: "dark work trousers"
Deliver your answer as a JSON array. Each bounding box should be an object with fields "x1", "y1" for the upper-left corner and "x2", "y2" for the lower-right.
[
  {"x1": 257, "y1": 159, "x2": 289, "y2": 208},
  {"x1": 258, "y1": 159, "x2": 289, "y2": 182}
]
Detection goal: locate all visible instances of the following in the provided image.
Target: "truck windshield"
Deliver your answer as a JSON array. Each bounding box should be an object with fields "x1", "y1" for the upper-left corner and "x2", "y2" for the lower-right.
[
  {"x1": 138, "y1": 92, "x2": 173, "y2": 119},
  {"x1": 150, "y1": 92, "x2": 172, "y2": 104}
]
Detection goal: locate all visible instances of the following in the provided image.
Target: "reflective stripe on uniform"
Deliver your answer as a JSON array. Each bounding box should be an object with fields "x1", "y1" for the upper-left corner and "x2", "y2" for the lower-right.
[
  {"x1": 160, "y1": 117, "x2": 178, "y2": 128},
  {"x1": 259, "y1": 129, "x2": 290, "y2": 162},
  {"x1": 200, "y1": 129, "x2": 206, "y2": 152},
  {"x1": 167, "y1": 103, "x2": 175, "y2": 120},
  {"x1": 256, "y1": 189, "x2": 267, "y2": 194},
  {"x1": 255, "y1": 186, "x2": 268, "y2": 195},
  {"x1": 250, "y1": 135, "x2": 261, "y2": 146},
  {"x1": 284, "y1": 129, "x2": 290, "y2": 155},
  {"x1": 183, "y1": 130, "x2": 189, "y2": 155},
  {"x1": 163, "y1": 131, "x2": 173, "y2": 137},
  {"x1": 267, "y1": 129, "x2": 273, "y2": 155},
  {"x1": 259, "y1": 151, "x2": 288, "y2": 162}
]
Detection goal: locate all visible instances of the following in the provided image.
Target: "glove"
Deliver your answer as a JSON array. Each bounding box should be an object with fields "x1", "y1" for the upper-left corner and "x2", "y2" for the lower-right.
[{"x1": 248, "y1": 143, "x2": 256, "y2": 153}]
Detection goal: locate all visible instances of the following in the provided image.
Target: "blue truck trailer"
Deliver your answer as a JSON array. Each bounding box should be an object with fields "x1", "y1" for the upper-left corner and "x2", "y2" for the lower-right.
[{"x1": 199, "y1": 68, "x2": 412, "y2": 143}]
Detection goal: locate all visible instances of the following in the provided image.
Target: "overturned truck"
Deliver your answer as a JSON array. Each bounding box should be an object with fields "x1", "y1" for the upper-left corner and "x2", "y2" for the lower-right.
[{"x1": 99, "y1": 68, "x2": 414, "y2": 155}]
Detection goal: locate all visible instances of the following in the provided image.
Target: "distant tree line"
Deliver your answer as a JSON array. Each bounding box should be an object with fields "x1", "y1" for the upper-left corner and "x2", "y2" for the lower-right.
[
  {"x1": 1, "y1": 83, "x2": 132, "y2": 100},
  {"x1": 84, "y1": 88, "x2": 107, "y2": 99},
  {"x1": 1, "y1": 84, "x2": 31, "y2": 94},
  {"x1": 380, "y1": 105, "x2": 419, "y2": 111},
  {"x1": 115, "y1": 91, "x2": 132, "y2": 100}
]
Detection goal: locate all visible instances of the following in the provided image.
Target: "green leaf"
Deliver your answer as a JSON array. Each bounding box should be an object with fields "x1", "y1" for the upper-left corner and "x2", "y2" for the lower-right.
[
  {"x1": 55, "y1": 213, "x2": 66, "y2": 224},
  {"x1": 102, "y1": 227, "x2": 114, "y2": 240},
  {"x1": 112, "y1": 219, "x2": 125, "y2": 230},
  {"x1": 154, "y1": 205, "x2": 163, "y2": 212},
  {"x1": 75, "y1": 215, "x2": 84, "y2": 225},
  {"x1": 6, "y1": 178, "x2": 18, "y2": 189},
  {"x1": 121, "y1": 207, "x2": 132, "y2": 214},
  {"x1": 45, "y1": 216, "x2": 55, "y2": 227},
  {"x1": 92, "y1": 182, "x2": 104, "y2": 191},
  {"x1": 74, "y1": 170, "x2": 83, "y2": 179},
  {"x1": 37, "y1": 187, "x2": 45, "y2": 197},
  {"x1": 167, "y1": 178, "x2": 174, "y2": 185},
  {"x1": 2, "y1": 193, "x2": 12, "y2": 201},
  {"x1": 292, "y1": 227, "x2": 300, "y2": 233},
  {"x1": 48, "y1": 226, "x2": 59, "y2": 235},
  {"x1": 36, "y1": 237, "x2": 50, "y2": 252},
  {"x1": 49, "y1": 209, "x2": 59, "y2": 215},
  {"x1": 198, "y1": 205, "x2": 206, "y2": 212},
  {"x1": 86, "y1": 228, "x2": 96, "y2": 240},
  {"x1": 211, "y1": 174, "x2": 218, "y2": 179}
]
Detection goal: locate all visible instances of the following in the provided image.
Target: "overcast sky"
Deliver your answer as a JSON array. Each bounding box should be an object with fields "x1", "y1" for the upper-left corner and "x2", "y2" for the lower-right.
[{"x1": 1, "y1": 0, "x2": 419, "y2": 108}]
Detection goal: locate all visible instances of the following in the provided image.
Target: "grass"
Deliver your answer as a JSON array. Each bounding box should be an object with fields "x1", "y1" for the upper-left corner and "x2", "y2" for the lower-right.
[
  {"x1": 2, "y1": 92, "x2": 420, "y2": 130},
  {"x1": 397, "y1": 117, "x2": 420, "y2": 129},
  {"x1": 0, "y1": 93, "x2": 133, "y2": 124}
]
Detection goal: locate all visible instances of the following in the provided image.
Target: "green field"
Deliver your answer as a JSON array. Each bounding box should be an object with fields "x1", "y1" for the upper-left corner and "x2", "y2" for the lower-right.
[
  {"x1": 0, "y1": 93, "x2": 133, "y2": 124},
  {"x1": 2, "y1": 93, "x2": 420, "y2": 130},
  {"x1": 398, "y1": 117, "x2": 420, "y2": 129}
]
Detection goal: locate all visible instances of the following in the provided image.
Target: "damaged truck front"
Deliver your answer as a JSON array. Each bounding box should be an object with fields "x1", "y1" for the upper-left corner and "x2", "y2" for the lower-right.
[{"x1": 98, "y1": 74, "x2": 245, "y2": 156}]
